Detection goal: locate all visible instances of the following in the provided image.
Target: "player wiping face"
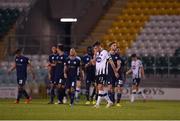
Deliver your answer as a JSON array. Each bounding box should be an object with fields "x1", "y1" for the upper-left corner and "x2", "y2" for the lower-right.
[{"x1": 93, "y1": 41, "x2": 119, "y2": 108}]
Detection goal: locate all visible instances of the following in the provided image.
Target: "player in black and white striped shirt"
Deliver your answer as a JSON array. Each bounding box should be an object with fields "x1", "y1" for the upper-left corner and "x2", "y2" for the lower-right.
[{"x1": 92, "y1": 41, "x2": 119, "y2": 108}]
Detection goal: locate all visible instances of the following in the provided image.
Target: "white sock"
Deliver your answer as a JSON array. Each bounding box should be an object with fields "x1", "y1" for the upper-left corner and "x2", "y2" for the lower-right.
[
  {"x1": 131, "y1": 90, "x2": 136, "y2": 102},
  {"x1": 138, "y1": 90, "x2": 146, "y2": 99},
  {"x1": 96, "y1": 90, "x2": 104, "y2": 106},
  {"x1": 104, "y1": 90, "x2": 112, "y2": 104},
  {"x1": 75, "y1": 88, "x2": 80, "y2": 99}
]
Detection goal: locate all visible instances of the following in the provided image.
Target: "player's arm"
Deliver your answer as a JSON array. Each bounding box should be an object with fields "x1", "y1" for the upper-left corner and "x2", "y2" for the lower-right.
[
  {"x1": 64, "y1": 64, "x2": 68, "y2": 79},
  {"x1": 116, "y1": 60, "x2": 121, "y2": 72},
  {"x1": 109, "y1": 59, "x2": 119, "y2": 78},
  {"x1": 28, "y1": 61, "x2": 35, "y2": 80},
  {"x1": 126, "y1": 69, "x2": 132, "y2": 75},
  {"x1": 140, "y1": 62, "x2": 145, "y2": 79},
  {"x1": 8, "y1": 63, "x2": 16, "y2": 74}
]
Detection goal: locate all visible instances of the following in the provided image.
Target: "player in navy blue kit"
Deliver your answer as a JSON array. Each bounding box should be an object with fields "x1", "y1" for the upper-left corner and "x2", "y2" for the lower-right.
[
  {"x1": 8, "y1": 49, "x2": 35, "y2": 104},
  {"x1": 107, "y1": 42, "x2": 121, "y2": 104},
  {"x1": 64, "y1": 48, "x2": 81, "y2": 106},
  {"x1": 82, "y1": 46, "x2": 96, "y2": 105},
  {"x1": 54, "y1": 44, "x2": 68, "y2": 104},
  {"x1": 48, "y1": 46, "x2": 57, "y2": 104}
]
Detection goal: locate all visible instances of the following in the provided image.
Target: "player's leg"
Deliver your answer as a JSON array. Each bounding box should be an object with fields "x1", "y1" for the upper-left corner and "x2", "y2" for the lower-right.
[
  {"x1": 18, "y1": 79, "x2": 31, "y2": 104},
  {"x1": 95, "y1": 75, "x2": 112, "y2": 108},
  {"x1": 48, "y1": 82, "x2": 55, "y2": 104},
  {"x1": 131, "y1": 78, "x2": 137, "y2": 102},
  {"x1": 75, "y1": 80, "x2": 81, "y2": 102},
  {"x1": 136, "y1": 78, "x2": 146, "y2": 101},
  {"x1": 70, "y1": 80, "x2": 76, "y2": 106},
  {"x1": 116, "y1": 79, "x2": 124, "y2": 106},
  {"x1": 90, "y1": 82, "x2": 97, "y2": 104},
  {"x1": 15, "y1": 84, "x2": 23, "y2": 103},
  {"x1": 57, "y1": 82, "x2": 64, "y2": 104},
  {"x1": 85, "y1": 79, "x2": 91, "y2": 104}
]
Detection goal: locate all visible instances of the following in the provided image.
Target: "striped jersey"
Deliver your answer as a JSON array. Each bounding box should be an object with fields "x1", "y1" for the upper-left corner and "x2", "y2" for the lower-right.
[
  {"x1": 131, "y1": 59, "x2": 143, "y2": 78},
  {"x1": 95, "y1": 49, "x2": 111, "y2": 75}
]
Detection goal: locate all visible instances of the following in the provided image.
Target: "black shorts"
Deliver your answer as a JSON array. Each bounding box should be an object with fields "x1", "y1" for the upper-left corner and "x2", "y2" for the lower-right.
[
  {"x1": 96, "y1": 74, "x2": 106, "y2": 85},
  {"x1": 17, "y1": 78, "x2": 26, "y2": 86},
  {"x1": 54, "y1": 74, "x2": 65, "y2": 85},
  {"x1": 132, "y1": 78, "x2": 141, "y2": 86},
  {"x1": 66, "y1": 77, "x2": 76, "y2": 89},
  {"x1": 116, "y1": 78, "x2": 124, "y2": 87},
  {"x1": 107, "y1": 74, "x2": 116, "y2": 87}
]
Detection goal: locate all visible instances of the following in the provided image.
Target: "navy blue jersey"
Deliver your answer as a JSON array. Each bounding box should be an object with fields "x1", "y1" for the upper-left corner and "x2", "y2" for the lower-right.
[
  {"x1": 15, "y1": 55, "x2": 30, "y2": 79},
  {"x1": 65, "y1": 57, "x2": 81, "y2": 79},
  {"x1": 54, "y1": 53, "x2": 68, "y2": 77},
  {"x1": 82, "y1": 54, "x2": 95, "y2": 78},
  {"x1": 48, "y1": 54, "x2": 57, "y2": 76},
  {"x1": 108, "y1": 53, "x2": 120, "y2": 76}
]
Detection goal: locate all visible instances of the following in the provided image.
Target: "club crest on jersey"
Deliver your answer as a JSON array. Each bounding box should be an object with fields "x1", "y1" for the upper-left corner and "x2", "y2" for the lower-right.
[
  {"x1": 20, "y1": 59, "x2": 23, "y2": 62},
  {"x1": 74, "y1": 61, "x2": 76, "y2": 64}
]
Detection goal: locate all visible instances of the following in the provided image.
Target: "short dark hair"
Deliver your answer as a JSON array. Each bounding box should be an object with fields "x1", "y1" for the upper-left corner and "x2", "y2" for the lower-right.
[
  {"x1": 57, "y1": 43, "x2": 64, "y2": 51},
  {"x1": 109, "y1": 42, "x2": 116, "y2": 47},
  {"x1": 131, "y1": 53, "x2": 137, "y2": 58},
  {"x1": 14, "y1": 48, "x2": 22, "y2": 55},
  {"x1": 93, "y1": 41, "x2": 101, "y2": 47}
]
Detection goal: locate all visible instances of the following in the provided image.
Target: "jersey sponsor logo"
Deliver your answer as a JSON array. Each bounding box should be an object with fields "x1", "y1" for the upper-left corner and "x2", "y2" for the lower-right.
[{"x1": 96, "y1": 57, "x2": 102, "y2": 63}]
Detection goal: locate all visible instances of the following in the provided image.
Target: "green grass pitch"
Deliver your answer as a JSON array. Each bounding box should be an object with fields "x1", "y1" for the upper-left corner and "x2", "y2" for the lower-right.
[{"x1": 0, "y1": 99, "x2": 180, "y2": 120}]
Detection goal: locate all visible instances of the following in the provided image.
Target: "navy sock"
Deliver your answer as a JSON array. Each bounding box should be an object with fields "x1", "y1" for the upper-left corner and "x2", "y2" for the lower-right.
[
  {"x1": 22, "y1": 89, "x2": 29, "y2": 99},
  {"x1": 58, "y1": 88, "x2": 63, "y2": 103},
  {"x1": 17, "y1": 89, "x2": 22, "y2": 101},
  {"x1": 108, "y1": 91, "x2": 113, "y2": 102},
  {"x1": 117, "y1": 93, "x2": 122, "y2": 103},
  {"x1": 50, "y1": 88, "x2": 55, "y2": 103},
  {"x1": 90, "y1": 88, "x2": 96, "y2": 101},
  {"x1": 70, "y1": 92, "x2": 75, "y2": 105}
]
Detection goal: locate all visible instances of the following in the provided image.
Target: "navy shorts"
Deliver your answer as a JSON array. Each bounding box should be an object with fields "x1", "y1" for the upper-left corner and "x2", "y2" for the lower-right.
[
  {"x1": 17, "y1": 78, "x2": 26, "y2": 86},
  {"x1": 116, "y1": 78, "x2": 124, "y2": 87},
  {"x1": 66, "y1": 77, "x2": 76, "y2": 89},
  {"x1": 54, "y1": 74, "x2": 65, "y2": 85},
  {"x1": 107, "y1": 74, "x2": 116, "y2": 87},
  {"x1": 96, "y1": 74, "x2": 106, "y2": 85},
  {"x1": 132, "y1": 78, "x2": 141, "y2": 86}
]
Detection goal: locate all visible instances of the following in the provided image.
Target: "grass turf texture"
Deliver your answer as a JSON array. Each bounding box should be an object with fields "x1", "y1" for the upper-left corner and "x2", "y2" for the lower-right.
[{"x1": 0, "y1": 99, "x2": 180, "y2": 120}]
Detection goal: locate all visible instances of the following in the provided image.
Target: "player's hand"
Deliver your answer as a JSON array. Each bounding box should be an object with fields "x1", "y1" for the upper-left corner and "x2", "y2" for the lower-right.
[
  {"x1": 115, "y1": 72, "x2": 119, "y2": 78},
  {"x1": 7, "y1": 70, "x2": 11, "y2": 75},
  {"x1": 64, "y1": 73, "x2": 67, "y2": 79}
]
